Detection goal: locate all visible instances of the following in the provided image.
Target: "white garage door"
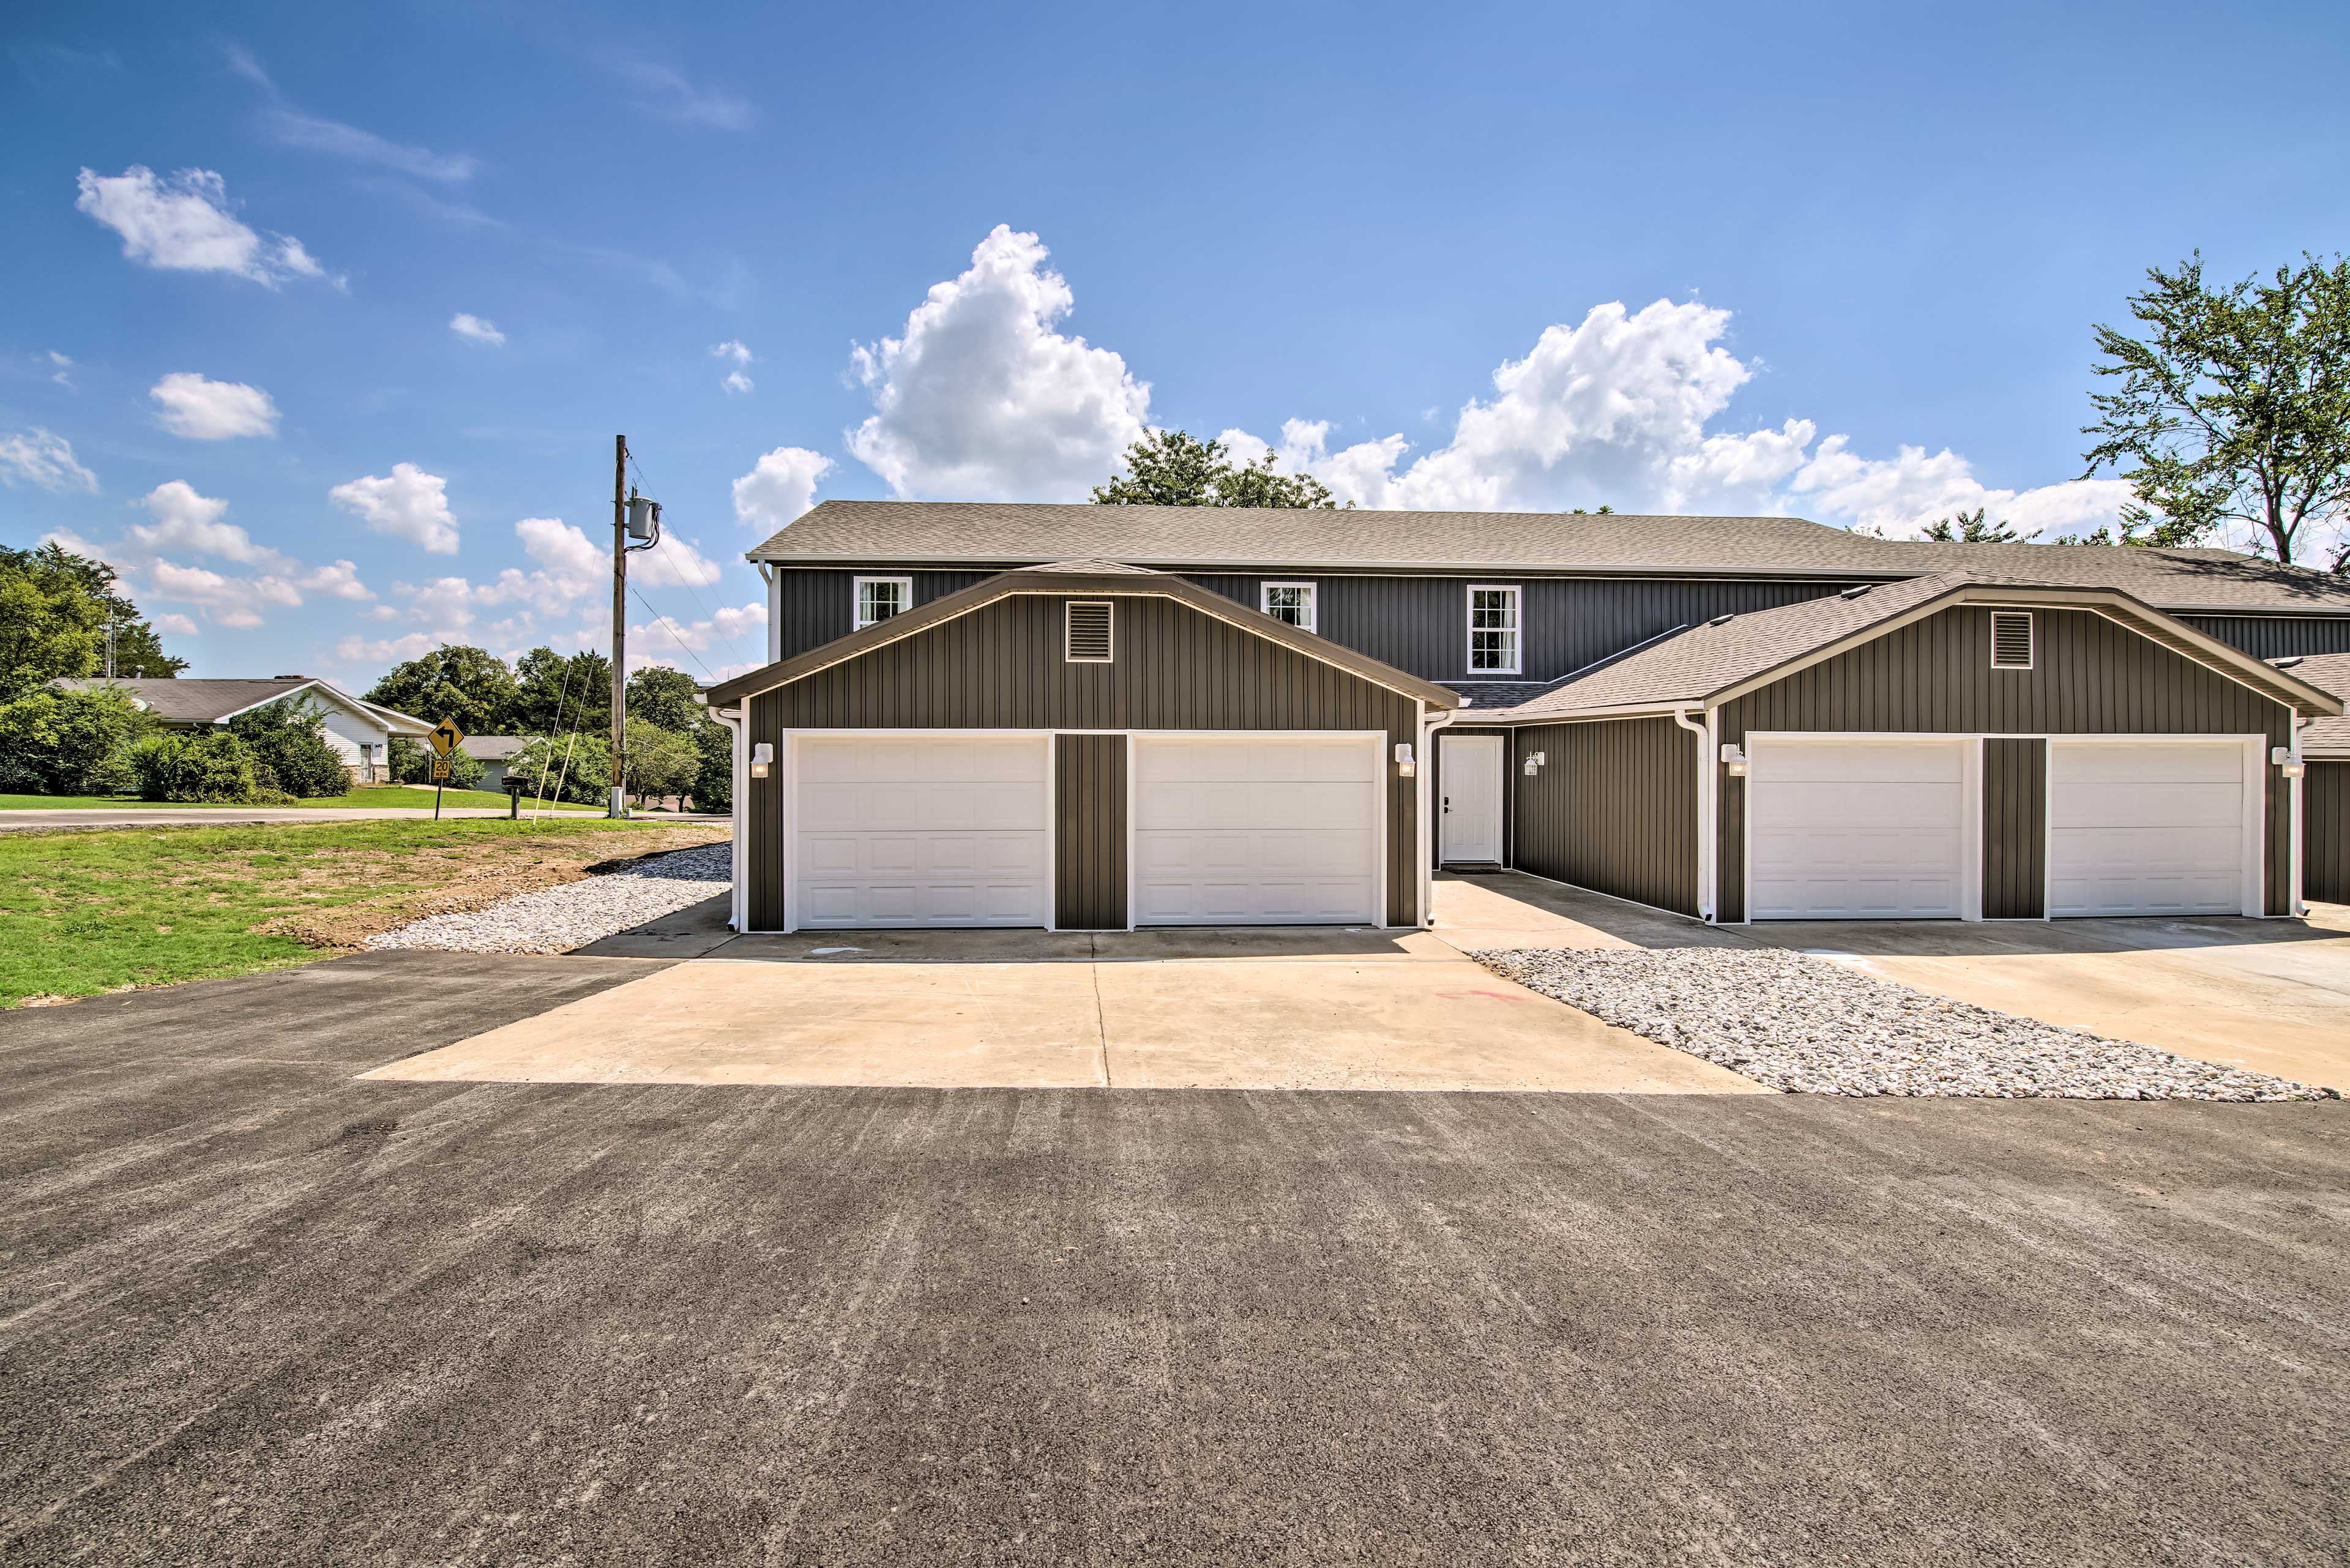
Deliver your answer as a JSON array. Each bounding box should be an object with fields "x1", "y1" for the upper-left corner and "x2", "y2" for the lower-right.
[
  {"x1": 1748, "y1": 737, "x2": 1969, "y2": 919},
  {"x1": 2048, "y1": 740, "x2": 2248, "y2": 917},
  {"x1": 1133, "y1": 736, "x2": 1380, "y2": 924},
  {"x1": 792, "y1": 736, "x2": 1048, "y2": 928}
]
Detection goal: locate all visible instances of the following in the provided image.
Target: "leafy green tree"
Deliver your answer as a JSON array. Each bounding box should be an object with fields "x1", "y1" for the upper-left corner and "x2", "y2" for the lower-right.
[
  {"x1": 129, "y1": 731, "x2": 258, "y2": 802},
  {"x1": 0, "y1": 543, "x2": 186, "y2": 695},
  {"x1": 364, "y1": 646, "x2": 516, "y2": 734},
  {"x1": 509, "y1": 732, "x2": 611, "y2": 805},
  {"x1": 692, "y1": 718, "x2": 731, "y2": 813},
  {"x1": 622, "y1": 719, "x2": 698, "y2": 807},
  {"x1": 509, "y1": 648, "x2": 612, "y2": 738},
  {"x1": 1093, "y1": 430, "x2": 1338, "y2": 509},
  {"x1": 226, "y1": 697, "x2": 350, "y2": 798},
  {"x1": 626, "y1": 665, "x2": 703, "y2": 733},
  {"x1": 0, "y1": 685, "x2": 154, "y2": 794},
  {"x1": 2082, "y1": 253, "x2": 2350, "y2": 562},
  {"x1": 1919, "y1": 507, "x2": 2031, "y2": 543}
]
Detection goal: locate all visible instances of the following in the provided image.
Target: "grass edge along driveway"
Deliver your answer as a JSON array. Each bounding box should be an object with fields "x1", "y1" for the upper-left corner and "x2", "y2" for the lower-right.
[
  {"x1": 0, "y1": 787, "x2": 603, "y2": 812},
  {"x1": 1, "y1": 816, "x2": 721, "y2": 1007}
]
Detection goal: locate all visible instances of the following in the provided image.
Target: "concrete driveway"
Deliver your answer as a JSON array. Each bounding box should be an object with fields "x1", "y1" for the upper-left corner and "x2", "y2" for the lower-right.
[
  {"x1": 370, "y1": 917, "x2": 1760, "y2": 1094},
  {"x1": 2, "y1": 956, "x2": 2345, "y2": 1566},
  {"x1": 1441, "y1": 872, "x2": 2350, "y2": 1094}
]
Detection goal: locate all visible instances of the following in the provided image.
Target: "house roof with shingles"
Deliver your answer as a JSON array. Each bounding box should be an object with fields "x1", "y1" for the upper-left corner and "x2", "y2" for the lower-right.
[
  {"x1": 2283, "y1": 652, "x2": 2350, "y2": 753},
  {"x1": 1479, "y1": 574, "x2": 2343, "y2": 722},
  {"x1": 50, "y1": 676, "x2": 434, "y2": 733},
  {"x1": 747, "y1": 501, "x2": 2350, "y2": 616}
]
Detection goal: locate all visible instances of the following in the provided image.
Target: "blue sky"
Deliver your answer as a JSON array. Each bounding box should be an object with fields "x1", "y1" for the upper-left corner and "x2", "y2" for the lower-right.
[{"x1": 5, "y1": 0, "x2": 2346, "y2": 684}]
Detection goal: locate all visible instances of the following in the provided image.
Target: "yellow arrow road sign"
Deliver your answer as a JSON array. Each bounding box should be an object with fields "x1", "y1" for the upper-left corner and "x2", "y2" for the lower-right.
[{"x1": 429, "y1": 720, "x2": 465, "y2": 757}]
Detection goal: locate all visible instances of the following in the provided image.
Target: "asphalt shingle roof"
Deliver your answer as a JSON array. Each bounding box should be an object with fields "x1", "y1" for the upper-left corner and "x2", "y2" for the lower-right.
[
  {"x1": 2286, "y1": 652, "x2": 2350, "y2": 753},
  {"x1": 53, "y1": 676, "x2": 325, "y2": 725},
  {"x1": 747, "y1": 501, "x2": 2350, "y2": 614}
]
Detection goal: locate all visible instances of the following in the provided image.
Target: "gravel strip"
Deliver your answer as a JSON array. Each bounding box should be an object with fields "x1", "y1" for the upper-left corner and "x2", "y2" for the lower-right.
[
  {"x1": 1474, "y1": 946, "x2": 2337, "y2": 1101},
  {"x1": 367, "y1": 844, "x2": 730, "y2": 955}
]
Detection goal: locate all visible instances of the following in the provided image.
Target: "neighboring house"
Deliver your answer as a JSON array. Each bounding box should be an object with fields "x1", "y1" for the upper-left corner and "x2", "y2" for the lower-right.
[
  {"x1": 54, "y1": 676, "x2": 434, "y2": 783},
  {"x1": 706, "y1": 503, "x2": 2350, "y2": 934},
  {"x1": 460, "y1": 736, "x2": 534, "y2": 790}
]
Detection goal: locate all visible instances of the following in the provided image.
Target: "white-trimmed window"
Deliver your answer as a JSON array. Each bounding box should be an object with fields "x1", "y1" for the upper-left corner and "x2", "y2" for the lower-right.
[
  {"x1": 1261, "y1": 581, "x2": 1317, "y2": 632},
  {"x1": 1990, "y1": 610, "x2": 2034, "y2": 670},
  {"x1": 1468, "y1": 584, "x2": 1521, "y2": 673},
  {"x1": 853, "y1": 575, "x2": 911, "y2": 630}
]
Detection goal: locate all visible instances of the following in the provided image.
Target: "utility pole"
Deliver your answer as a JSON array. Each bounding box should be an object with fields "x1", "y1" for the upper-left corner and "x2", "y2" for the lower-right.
[{"x1": 610, "y1": 434, "x2": 628, "y2": 818}]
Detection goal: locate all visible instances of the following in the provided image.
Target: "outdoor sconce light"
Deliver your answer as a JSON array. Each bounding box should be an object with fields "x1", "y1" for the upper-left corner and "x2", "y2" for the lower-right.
[
  {"x1": 1394, "y1": 742, "x2": 1416, "y2": 778},
  {"x1": 750, "y1": 742, "x2": 774, "y2": 778},
  {"x1": 2273, "y1": 745, "x2": 2305, "y2": 778},
  {"x1": 1522, "y1": 750, "x2": 1546, "y2": 777},
  {"x1": 1720, "y1": 742, "x2": 1749, "y2": 777}
]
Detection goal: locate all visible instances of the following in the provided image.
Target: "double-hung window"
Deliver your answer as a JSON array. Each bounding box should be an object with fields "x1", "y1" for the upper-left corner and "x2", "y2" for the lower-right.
[
  {"x1": 1261, "y1": 581, "x2": 1317, "y2": 632},
  {"x1": 1467, "y1": 584, "x2": 1521, "y2": 674},
  {"x1": 853, "y1": 575, "x2": 911, "y2": 630}
]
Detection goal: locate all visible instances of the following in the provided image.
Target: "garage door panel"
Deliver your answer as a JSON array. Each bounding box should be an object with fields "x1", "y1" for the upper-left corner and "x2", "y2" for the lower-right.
[
  {"x1": 1132, "y1": 736, "x2": 1378, "y2": 925},
  {"x1": 2048, "y1": 741, "x2": 2245, "y2": 916},
  {"x1": 1748, "y1": 738, "x2": 1968, "y2": 920},
  {"x1": 791, "y1": 737, "x2": 1048, "y2": 928}
]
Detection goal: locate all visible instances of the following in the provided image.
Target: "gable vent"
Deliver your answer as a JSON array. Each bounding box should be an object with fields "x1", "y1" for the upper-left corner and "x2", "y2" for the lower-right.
[
  {"x1": 1990, "y1": 611, "x2": 2034, "y2": 669},
  {"x1": 1065, "y1": 600, "x2": 1114, "y2": 662}
]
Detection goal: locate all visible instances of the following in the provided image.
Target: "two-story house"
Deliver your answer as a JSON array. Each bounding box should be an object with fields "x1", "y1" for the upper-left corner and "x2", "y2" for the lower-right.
[{"x1": 701, "y1": 502, "x2": 2350, "y2": 935}]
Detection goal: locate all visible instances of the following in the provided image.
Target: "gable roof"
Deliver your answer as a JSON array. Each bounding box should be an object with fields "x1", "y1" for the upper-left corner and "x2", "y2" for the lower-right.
[
  {"x1": 703, "y1": 562, "x2": 1462, "y2": 710},
  {"x1": 747, "y1": 500, "x2": 2350, "y2": 616},
  {"x1": 51, "y1": 676, "x2": 433, "y2": 733},
  {"x1": 2283, "y1": 652, "x2": 2350, "y2": 755},
  {"x1": 1482, "y1": 574, "x2": 2343, "y2": 723}
]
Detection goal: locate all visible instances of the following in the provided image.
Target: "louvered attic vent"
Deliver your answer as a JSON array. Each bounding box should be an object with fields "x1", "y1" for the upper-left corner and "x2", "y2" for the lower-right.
[
  {"x1": 1066, "y1": 600, "x2": 1114, "y2": 662},
  {"x1": 1990, "y1": 611, "x2": 2034, "y2": 669}
]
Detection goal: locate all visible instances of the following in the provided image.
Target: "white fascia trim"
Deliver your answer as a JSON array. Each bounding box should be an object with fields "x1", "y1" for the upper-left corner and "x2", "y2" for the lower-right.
[{"x1": 210, "y1": 680, "x2": 326, "y2": 723}]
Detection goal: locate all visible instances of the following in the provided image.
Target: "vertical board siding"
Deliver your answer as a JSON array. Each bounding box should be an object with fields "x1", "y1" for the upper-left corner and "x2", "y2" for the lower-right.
[
  {"x1": 1054, "y1": 734, "x2": 1128, "y2": 929},
  {"x1": 2308, "y1": 761, "x2": 2350, "y2": 905},
  {"x1": 745, "y1": 688, "x2": 788, "y2": 931},
  {"x1": 1512, "y1": 717, "x2": 1699, "y2": 916},
  {"x1": 772, "y1": 569, "x2": 996, "y2": 660},
  {"x1": 1428, "y1": 727, "x2": 1514, "y2": 867},
  {"x1": 741, "y1": 592, "x2": 1422, "y2": 928},
  {"x1": 1714, "y1": 607, "x2": 2292, "y2": 920},
  {"x1": 1982, "y1": 737, "x2": 2048, "y2": 919},
  {"x1": 2184, "y1": 615, "x2": 2350, "y2": 660}
]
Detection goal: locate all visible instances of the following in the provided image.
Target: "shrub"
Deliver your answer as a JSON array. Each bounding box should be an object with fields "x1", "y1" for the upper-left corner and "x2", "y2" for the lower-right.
[
  {"x1": 0, "y1": 685, "x2": 154, "y2": 795},
  {"x1": 129, "y1": 731, "x2": 258, "y2": 803},
  {"x1": 509, "y1": 733, "x2": 606, "y2": 804},
  {"x1": 226, "y1": 698, "x2": 350, "y2": 799},
  {"x1": 439, "y1": 747, "x2": 487, "y2": 790}
]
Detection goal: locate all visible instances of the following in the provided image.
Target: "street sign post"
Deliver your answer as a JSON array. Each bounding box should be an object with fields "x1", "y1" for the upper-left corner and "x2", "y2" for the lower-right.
[{"x1": 428, "y1": 719, "x2": 464, "y2": 819}]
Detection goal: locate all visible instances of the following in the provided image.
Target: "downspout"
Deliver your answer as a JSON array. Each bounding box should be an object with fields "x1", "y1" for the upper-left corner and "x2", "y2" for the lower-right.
[
  {"x1": 712, "y1": 703, "x2": 747, "y2": 933},
  {"x1": 1671, "y1": 707, "x2": 1714, "y2": 923},
  {"x1": 1419, "y1": 701, "x2": 1467, "y2": 928},
  {"x1": 2290, "y1": 715, "x2": 2307, "y2": 918},
  {"x1": 755, "y1": 561, "x2": 780, "y2": 662}
]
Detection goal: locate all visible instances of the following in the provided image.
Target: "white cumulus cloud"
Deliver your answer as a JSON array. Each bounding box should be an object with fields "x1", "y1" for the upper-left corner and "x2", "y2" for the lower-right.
[
  {"x1": 0, "y1": 428, "x2": 99, "y2": 493},
  {"x1": 848, "y1": 225, "x2": 1150, "y2": 501},
  {"x1": 450, "y1": 313, "x2": 505, "y2": 346},
  {"x1": 151, "y1": 611, "x2": 200, "y2": 637},
  {"x1": 149, "y1": 372, "x2": 280, "y2": 439},
  {"x1": 75, "y1": 166, "x2": 328, "y2": 287},
  {"x1": 732, "y1": 446, "x2": 832, "y2": 531},
  {"x1": 711, "y1": 339, "x2": 753, "y2": 393},
  {"x1": 132, "y1": 481, "x2": 273, "y2": 564},
  {"x1": 330, "y1": 463, "x2": 459, "y2": 553}
]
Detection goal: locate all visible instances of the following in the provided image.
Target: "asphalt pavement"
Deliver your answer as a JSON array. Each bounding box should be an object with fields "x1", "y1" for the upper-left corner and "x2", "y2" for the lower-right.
[{"x1": 2, "y1": 950, "x2": 2344, "y2": 1566}]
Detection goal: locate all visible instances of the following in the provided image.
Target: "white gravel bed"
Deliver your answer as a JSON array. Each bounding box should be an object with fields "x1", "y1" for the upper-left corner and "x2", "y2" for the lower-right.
[
  {"x1": 1474, "y1": 946, "x2": 2336, "y2": 1102},
  {"x1": 367, "y1": 844, "x2": 731, "y2": 955}
]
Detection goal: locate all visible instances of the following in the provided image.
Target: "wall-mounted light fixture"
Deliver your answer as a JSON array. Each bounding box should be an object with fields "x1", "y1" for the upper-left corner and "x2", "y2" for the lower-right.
[
  {"x1": 1393, "y1": 742, "x2": 1416, "y2": 778},
  {"x1": 1720, "y1": 742, "x2": 1749, "y2": 777},
  {"x1": 751, "y1": 742, "x2": 774, "y2": 778},
  {"x1": 2272, "y1": 745, "x2": 2306, "y2": 778},
  {"x1": 1522, "y1": 750, "x2": 1547, "y2": 777}
]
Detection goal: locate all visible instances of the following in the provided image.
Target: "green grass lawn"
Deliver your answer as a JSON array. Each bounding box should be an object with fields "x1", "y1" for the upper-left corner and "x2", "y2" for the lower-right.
[
  {"x1": 0, "y1": 816, "x2": 721, "y2": 1007},
  {"x1": 0, "y1": 788, "x2": 601, "y2": 812}
]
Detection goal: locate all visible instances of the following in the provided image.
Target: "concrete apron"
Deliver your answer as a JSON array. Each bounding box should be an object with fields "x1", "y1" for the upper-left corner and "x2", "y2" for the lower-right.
[{"x1": 362, "y1": 936, "x2": 1765, "y2": 1094}]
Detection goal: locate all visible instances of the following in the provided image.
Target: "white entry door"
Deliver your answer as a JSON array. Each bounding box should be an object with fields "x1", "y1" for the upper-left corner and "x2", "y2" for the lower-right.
[
  {"x1": 2048, "y1": 739, "x2": 2251, "y2": 916},
  {"x1": 1440, "y1": 734, "x2": 1504, "y2": 862},
  {"x1": 1748, "y1": 737, "x2": 1971, "y2": 919},
  {"x1": 1133, "y1": 735, "x2": 1381, "y2": 924},
  {"x1": 791, "y1": 736, "x2": 1049, "y2": 928}
]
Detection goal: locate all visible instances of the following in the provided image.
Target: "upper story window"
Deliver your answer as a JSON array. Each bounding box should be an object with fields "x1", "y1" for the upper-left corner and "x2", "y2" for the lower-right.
[
  {"x1": 1467, "y1": 584, "x2": 1522, "y2": 673},
  {"x1": 1261, "y1": 581, "x2": 1317, "y2": 632},
  {"x1": 853, "y1": 575, "x2": 911, "y2": 630}
]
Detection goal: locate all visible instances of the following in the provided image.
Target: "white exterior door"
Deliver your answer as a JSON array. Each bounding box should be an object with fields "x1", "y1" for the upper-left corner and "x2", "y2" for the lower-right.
[
  {"x1": 1440, "y1": 734, "x2": 1504, "y2": 862},
  {"x1": 1748, "y1": 737, "x2": 1972, "y2": 919},
  {"x1": 791, "y1": 736, "x2": 1049, "y2": 928},
  {"x1": 2048, "y1": 739, "x2": 2251, "y2": 917},
  {"x1": 1133, "y1": 735, "x2": 1381, "y2": 924}
]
